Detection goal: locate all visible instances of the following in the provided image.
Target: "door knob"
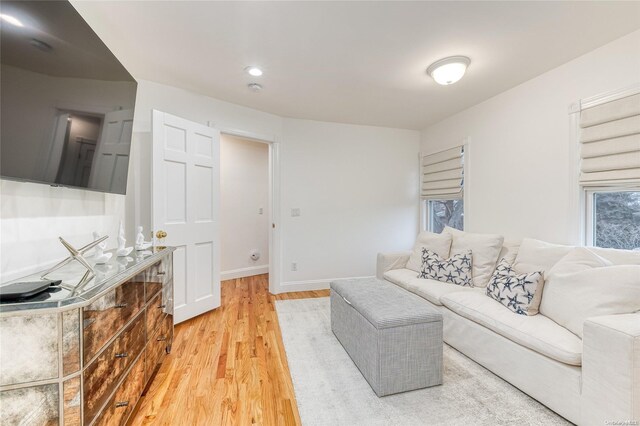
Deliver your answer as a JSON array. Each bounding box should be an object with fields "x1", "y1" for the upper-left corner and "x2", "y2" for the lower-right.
[{"x1": 156, "y1": 230, "x2": 167, "y2": 239}]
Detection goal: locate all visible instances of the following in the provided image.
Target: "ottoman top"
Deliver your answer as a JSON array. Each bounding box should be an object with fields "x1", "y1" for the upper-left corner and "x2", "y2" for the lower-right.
[{"x1": 331, "y1": 278, "x2": 442, "y2": 330}]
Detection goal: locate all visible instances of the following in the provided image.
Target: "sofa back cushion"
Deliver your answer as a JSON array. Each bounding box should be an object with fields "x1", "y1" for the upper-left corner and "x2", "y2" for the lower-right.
[
  {"x1": 588, "y1": 246, "x2": 640, "y2": 265},
  {"x1": 444, "y1": 227, "x2": 504, "y2": 287},
  {"x1": 406, "y1": 231, "x2": 452, "y2": 273},
  {"x1": 513, "y1": 238, "x2": 573, "y2": 275},
  {"x1": 540, "y1": 247, "x2": 640, "y2": 338},
  {"x1": 497, "y1": 238, "x2": 522, "y2": 264}
]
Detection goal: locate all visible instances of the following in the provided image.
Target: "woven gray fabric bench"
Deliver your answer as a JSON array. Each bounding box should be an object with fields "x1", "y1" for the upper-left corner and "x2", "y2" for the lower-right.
[{"x1": 330, "y1": 277, "x2": 443, "y2": 397}]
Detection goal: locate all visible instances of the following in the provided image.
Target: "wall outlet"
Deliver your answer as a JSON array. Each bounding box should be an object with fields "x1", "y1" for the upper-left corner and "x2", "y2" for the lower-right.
[
  {"x1": 291, "y1": 262, "x2": 298, "y2": 271},
  {"x1": 258, "y1": 207, "x2": 263, "y2": 215},
  {"x1": 291, "y1": 208, "x2": 301, "y2": 217}
]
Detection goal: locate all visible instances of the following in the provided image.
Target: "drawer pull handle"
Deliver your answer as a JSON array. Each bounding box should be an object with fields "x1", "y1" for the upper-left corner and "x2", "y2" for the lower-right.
[
  {"x1": 158, "y1": 304, "x2": 167, "y2": 309},
  {"x1": 157, "y1": 336, "x2": 167, "y2": 342},
  {"x1": 115, "y1": 352, "x2": 128, "y2": 359},
  {"x1": 115, "y1": 401, "x2": 129, "y2": 408},
  {"x1": 157, "y1": 271, "x2": 166, "y2": 276},
  {"x1": 342, "y1": 296, "x2": 352, "y2": 306},
  {"x1": 114, "y1": 303, "x2": 128, "y2": 309}
]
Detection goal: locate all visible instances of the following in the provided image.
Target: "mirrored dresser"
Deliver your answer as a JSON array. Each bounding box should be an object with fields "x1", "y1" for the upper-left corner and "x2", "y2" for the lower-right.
[{"x1": 0, "y1": 247, "x2": 175, "y2": 425}]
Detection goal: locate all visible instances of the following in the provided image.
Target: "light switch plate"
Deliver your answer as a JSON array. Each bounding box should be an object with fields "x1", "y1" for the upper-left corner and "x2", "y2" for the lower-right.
[{"x1": 291, "y1": 208, "x2": 301, "y2": 217}]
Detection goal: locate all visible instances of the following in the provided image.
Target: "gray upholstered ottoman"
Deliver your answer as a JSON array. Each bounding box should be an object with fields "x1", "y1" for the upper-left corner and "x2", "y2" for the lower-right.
[{"x1": 330, "y1": 277, "x2": 443, "y2": 397}]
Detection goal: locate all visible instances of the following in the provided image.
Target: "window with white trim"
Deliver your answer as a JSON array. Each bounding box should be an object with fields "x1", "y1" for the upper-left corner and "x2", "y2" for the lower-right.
[
  {"x1": 421, "y1": 145, "x2": 464, "y2": 232},
  {"x1": 578, "y1": 90, "x2": 640, "y2": 249}
]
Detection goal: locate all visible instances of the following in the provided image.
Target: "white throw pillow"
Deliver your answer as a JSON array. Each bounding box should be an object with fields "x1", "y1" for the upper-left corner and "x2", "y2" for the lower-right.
[
  {"x1": 497, "y1": 238, "x2": 522, "y2": 264},
  {"x1": 486, "y1": 258, "x2": 544, "y2": 315},
  {"x1": 588, "y1": 246, "x2": 640, "y2": 265},
  {"x1": 444, "y1": 226, "x2": 504, "y2": 287},
  {"x1": 418, "y1": 248, "x2": 473, "y2": 287},
  {"x1": 513, "y1": 238, "x2": 573, "y2": 275},
  {"x1": 406, "y1": 231, "x2": 452, "y2": 272},
  {"x1": 540, "y1": 247, "x2": 640, "y2": 339}
]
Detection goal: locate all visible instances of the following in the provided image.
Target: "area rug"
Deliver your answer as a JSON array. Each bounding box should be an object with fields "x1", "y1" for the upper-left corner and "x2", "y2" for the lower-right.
[{"x1": 275, "y1": 297, "x2": 571, "y2": 426}]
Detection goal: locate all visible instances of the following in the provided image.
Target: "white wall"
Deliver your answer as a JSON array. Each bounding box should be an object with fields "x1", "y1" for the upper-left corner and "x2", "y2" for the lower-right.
[
  {"x1": 421, "y1": 30, "x2": 640, "y2": 245},
  {"x1": 127, "y1": 80, "x2": 420, "y2": 292},
  {"x1": 280, "y1": 118, "x2": 420, "y2": 289},
  {"x1": 220, "y1": 135, "x2": 270, "y2": 279},
  {"x1": 126, "y1": 79, "x2": 284, "y2": 242}
]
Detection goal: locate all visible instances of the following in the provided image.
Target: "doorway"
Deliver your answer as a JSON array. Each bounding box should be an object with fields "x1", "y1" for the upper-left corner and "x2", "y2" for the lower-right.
[{"x1": 220, "y1": 134, "x2": 270, "y2": 284}]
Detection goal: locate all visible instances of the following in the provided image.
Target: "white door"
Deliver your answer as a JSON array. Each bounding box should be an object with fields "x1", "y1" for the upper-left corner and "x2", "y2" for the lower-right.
[
  {"x1": 43, "y1": 112, "x2": 71, "y2": 182},
  {"x1": 152, "y1": 110, "x2": 220, "y2": 324},
  {"x1": 89, "y1": 109, "x2": 134, "y2": 193}
]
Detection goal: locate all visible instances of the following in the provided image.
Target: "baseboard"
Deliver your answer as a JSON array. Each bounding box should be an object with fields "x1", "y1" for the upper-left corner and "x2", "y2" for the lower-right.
[
  {"x1": 220, "y1": 265, "x2": 269, "y2": 281},
  {"x1": 276, "y1": 275, "x2": 375, "y2": 294}
]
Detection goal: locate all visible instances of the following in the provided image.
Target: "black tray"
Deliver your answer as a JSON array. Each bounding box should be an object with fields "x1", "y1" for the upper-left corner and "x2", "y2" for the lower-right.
[{"x1": 0, "y1": 280, "x2": 61, "y2": 302}]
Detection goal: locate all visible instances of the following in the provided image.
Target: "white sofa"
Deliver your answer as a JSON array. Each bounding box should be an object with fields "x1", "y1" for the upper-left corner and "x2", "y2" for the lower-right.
[{"x1": 377, "y1": 232, "x2": 639, "y2": 426}]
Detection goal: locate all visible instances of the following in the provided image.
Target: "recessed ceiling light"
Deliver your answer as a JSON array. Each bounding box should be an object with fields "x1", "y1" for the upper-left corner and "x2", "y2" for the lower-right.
[
  {"x1": 248, "y1": 83, "x2": 263, "y2": 92},
  {"x1": 245, "y1": 66, "x2": 263, "y2": 77},
  {"x1": 0, "y1": 14, "x2": 24, "y2": 27},
  {"x1": 427, "y1": 56, "x2": 470, "y2": 86}
]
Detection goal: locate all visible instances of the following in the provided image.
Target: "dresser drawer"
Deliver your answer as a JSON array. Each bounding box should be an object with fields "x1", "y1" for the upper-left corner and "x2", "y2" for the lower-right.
[
  {"x1": 83, "y1": 278, "x2": 145, "y2": 362},
  {"x1": 145, "y1": 255, "x2": 171, "y2": 301},
  {"x1": 83, "y1": 313, "x2": 145, "y2": 424},
  {"x1": 93, "y1": 354, "x2": 145, "y2": 426},
  {"x1": 146, "y1": 291, "x2": 166, "y2": 338},
  {"x1": 145, "y1": 314, "x2": 171, "y2": 381}
]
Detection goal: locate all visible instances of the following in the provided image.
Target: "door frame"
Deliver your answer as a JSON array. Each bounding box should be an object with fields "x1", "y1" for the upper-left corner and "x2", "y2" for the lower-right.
[{"x1": 211, "y1": 123, "x2": 282, "y2": 295}]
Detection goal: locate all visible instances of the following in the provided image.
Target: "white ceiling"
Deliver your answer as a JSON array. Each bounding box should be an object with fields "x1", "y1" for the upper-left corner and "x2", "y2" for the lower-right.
[{"x1": 71, "y1": 1, "x2": 640, "y2": 130}]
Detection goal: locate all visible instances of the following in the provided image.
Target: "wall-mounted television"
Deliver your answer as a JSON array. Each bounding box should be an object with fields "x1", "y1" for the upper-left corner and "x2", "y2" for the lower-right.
[{"x1": 0, "y1": 0, "x2": 137, "y2": 195}]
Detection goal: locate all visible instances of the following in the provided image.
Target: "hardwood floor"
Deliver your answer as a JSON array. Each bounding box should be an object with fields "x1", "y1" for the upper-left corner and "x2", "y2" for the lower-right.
[{"x1": 130, "y1": 274, "x2": 329, "y2": 426}]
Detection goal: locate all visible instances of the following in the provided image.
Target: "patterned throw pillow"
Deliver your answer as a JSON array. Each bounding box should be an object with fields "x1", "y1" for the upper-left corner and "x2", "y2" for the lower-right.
[
  {"x1": 486, "y1": 258, "x2": 544, "y2": 316},
  {"x1": 419, "y1": 248, "x2": 473, "y2": 287}
]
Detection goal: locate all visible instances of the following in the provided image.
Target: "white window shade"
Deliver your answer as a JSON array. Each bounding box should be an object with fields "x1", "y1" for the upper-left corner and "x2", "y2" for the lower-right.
[
  {"x1": 579, "y1": 93, "x2": 640, "y2": 186},
  {"x1": 421, "y1": 145, "x2": 464, "y2": 199}
]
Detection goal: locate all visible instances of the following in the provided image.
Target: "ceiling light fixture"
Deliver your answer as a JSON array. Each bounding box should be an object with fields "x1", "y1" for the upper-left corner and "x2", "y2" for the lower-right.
[
  {"x1": 248, "y1": 83, "x2": 263, "y2": 92},
  {"x1": 427, "y1": 56, "x2": 470, "y2": 86},
  {"x1": 0, "y1": 14, "x2": 24, "y2": 27},
  {"x1": 245, "y1": 66, "x2": 263, "y2": 77},
  {"x1": 30, "y1": 38, "x2": 53, "y2": 53}
]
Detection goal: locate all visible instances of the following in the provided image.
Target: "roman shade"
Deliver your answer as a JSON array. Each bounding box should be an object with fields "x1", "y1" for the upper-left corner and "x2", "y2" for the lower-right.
[
  {"x1": 421, "y1": 145, "x2": 464, "y2": 199},
  {"x1": 579, "y1": 93, "x2": 640, "y2": 186}
]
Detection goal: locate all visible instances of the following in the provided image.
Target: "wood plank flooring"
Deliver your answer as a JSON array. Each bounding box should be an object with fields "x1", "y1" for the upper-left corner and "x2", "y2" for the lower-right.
[{"x1": 130, "y1": 274, "x2": 329, "y2": 426}]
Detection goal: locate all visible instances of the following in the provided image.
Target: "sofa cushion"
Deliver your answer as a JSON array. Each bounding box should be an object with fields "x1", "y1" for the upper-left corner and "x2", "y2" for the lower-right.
[
  {"x1": 497, "y1": 238, "x2": 522, "y2": 264},
  {"x1": 513, "y1": 238, "x2": 573, "y2": 275},
  {"x1": 406, "y1": 231, "x2": 452, "y2": 273},
  {"x1": 418, "y1": 248, "x2": 473, "y2": 287},
  {"x1": 383, "y1": 268, "x2": 474, "y2": 306},
  {"x1": 540, "y1": 247, "x2": 640, "y2": 339},
  {"x1": 486, "y1": 259, "x2": 544, "y2": 316},
  {"x1": 441, "y1": 290, "x2": 583, "y2": 366},
  {"x1": 444, "y1": 226, "x2": 504, "y2": 287},
  {"x1": 588, "y1": 246, "x2": 640, "y2": 265}
]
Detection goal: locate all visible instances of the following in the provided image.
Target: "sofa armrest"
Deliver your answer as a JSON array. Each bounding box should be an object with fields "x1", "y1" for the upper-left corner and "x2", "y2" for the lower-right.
[
  {"x1": 376, "y1": 251, "x2": 411, "y2": 280},
  {"x1": 581, "y1": 313, "x2": 640, "y2": 425}
]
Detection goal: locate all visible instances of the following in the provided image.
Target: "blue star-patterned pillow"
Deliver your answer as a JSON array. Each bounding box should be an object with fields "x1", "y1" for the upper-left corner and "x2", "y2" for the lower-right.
[
  {"x1": 486, "y1": 258, "x2": 544, "y2": 316},
  {"x1": 419, "y1": 248, "x2": 473, "y2": 287}
]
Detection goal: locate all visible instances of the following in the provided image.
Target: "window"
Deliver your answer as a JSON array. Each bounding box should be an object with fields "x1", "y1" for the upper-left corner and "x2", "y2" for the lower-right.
[
  {"x1": 427, "y1": 199, "x2": 464, "y2": 233},
  {"x1": 421, "y1": 144, "x2": 465, "y2": 233},
  {"x1": 586, "y1": 189, "x2": 640, "y2": 250}
]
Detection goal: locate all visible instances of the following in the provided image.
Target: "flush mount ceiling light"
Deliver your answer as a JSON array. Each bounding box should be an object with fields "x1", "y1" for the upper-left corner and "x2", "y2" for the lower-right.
[
  {"x1": 248, "y1": 83, "x2": 263, "y2": 92},
  {"x1": 245, "y1": 66, "x2": 263, "y2": 77},
  {"x1": 427, "y1": 56, "x2": 470, "y2": 86},
  {"x1": 0, "y1": 14, "x2": 24, "y2": 27}
]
